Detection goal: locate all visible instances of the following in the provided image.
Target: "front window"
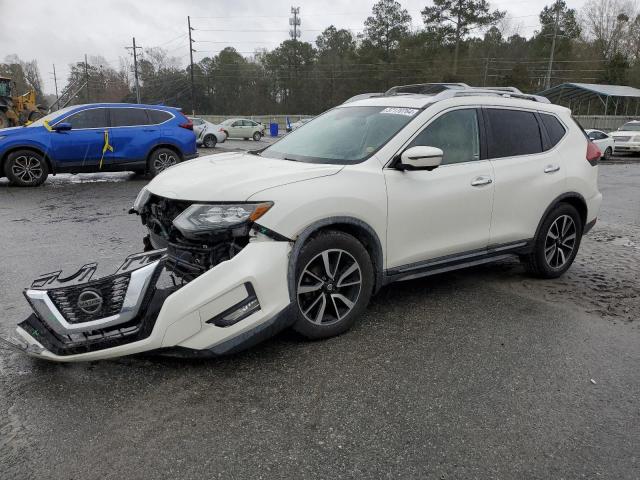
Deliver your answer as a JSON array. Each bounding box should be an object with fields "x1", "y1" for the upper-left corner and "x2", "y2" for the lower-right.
[
  {"x1": 620, "y1": 123, "x2": 640, "y2": 131},
  {"x1": 409, "y1": 109, "x2": 480, "y2": 165},
  {"x1": 259, "y1": 106, "x2": 419, "y2": 164},
  {"x1": 65, "y1": 108, "x2": 109, "y2": 129}
]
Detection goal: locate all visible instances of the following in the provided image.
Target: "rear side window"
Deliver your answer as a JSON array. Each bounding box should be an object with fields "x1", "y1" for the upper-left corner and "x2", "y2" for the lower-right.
[
  {"x1": 147, "y1": 109, "x2": 173, "y2": 124},
  {"x1": 63, "y1": 108, "x2": 108, "y2": 129},
  {"x1": 540, "y1": 114, "x2": 566, "y2": 148},
  {"x1": 486, "y1": 109, "x2": 542, "y2": 158},
  {"x1": 110, "y1": 108, "x2": 149, "y2": 127}
]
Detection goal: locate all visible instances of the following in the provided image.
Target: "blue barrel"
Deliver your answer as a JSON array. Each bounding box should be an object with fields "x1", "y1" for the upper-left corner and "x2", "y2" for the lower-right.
[{"x1": 269, "y1": 122, "x2": 279, "y2": 137}]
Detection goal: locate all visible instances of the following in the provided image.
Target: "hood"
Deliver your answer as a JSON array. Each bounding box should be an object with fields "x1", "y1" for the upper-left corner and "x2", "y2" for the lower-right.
[
  {"x1": 0, "y1": 126, "x2": 29, "y2": 137},
  {"x1": 146, "y1": 151, "x2": 343, "y2": 201}
]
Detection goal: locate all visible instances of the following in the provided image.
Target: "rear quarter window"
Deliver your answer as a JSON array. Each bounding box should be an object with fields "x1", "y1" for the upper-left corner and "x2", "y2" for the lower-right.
[
  {"x1": 147, "y1": 109, "x2": 173, "y2": 124},
  {"x1": 540, "y1": 113, "x2": 567, "y2": 148},
  {"x1": 486, "y1": 109, "x2": 543, "y2": 158}
]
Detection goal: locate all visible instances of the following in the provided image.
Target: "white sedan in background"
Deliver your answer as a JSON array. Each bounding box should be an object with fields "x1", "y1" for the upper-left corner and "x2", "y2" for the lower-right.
[
  {"x1": 585, "y1": 129, "x2": 614, "y2": 160},
  {"x1": 190, "y1": 117, "x2": 227, "y2": 148}
]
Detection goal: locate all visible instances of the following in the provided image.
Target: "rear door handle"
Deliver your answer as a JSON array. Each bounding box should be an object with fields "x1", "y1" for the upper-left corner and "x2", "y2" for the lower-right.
[
  {"x1": 544, "y1": 164, "x2": 560, "y2": 173},
  {"x1": 471, "y1": 176, "x2": 493, "y2": 187}
]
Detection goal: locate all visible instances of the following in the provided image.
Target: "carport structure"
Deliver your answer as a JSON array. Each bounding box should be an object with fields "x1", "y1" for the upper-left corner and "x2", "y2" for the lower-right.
[{"x1": 538, "y1": 83, "x2": 640, "y2": 116}]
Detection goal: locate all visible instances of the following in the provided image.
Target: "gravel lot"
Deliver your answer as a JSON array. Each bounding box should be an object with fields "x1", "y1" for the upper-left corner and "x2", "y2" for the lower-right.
[{"x1": 0, "y1": 146, "x2": 639, "y2": 479}]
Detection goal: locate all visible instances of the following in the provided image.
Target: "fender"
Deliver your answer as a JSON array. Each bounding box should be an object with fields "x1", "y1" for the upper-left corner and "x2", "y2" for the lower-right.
[
  {"x1": 0, "y1": 140, "x2": 56, "y2": 174},
  {"x1": 286, "y1": 216, "x2": 385, "y2": 299},
  {"x1": 533, "y1": 192, "x2": 588, "y2": 241}
]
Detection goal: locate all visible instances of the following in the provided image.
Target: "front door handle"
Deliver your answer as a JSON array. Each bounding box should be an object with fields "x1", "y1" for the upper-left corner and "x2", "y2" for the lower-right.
[
  {"x1": 471, "y1": 176, "x2": 493, "y2": 187},
  {"x1": 544, "y1": 164, "x2": 560, "y2": 173}
]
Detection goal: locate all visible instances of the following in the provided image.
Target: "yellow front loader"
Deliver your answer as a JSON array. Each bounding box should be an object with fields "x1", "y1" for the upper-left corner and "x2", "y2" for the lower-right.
[{"x1": 0, "y1": 76, "x2": 46, "y2": 128}]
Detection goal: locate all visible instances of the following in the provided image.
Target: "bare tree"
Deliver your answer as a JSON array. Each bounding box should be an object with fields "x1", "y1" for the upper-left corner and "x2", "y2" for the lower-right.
[{"x1": 581, "y1": 0, "x2": 637, "y2": 59}]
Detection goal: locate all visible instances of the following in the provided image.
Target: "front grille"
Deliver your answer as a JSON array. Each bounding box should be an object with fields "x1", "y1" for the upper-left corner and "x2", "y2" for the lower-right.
[
  {"x1": 614, "y1": 136, "x2": 631, "y2": 142},
  {"x1": 48, "y1": 274, "x2": 130, "y2": 323}
]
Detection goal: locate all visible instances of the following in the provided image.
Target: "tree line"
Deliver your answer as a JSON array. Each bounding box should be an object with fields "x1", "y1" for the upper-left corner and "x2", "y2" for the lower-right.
[{"x1": 2, "y1": 0, "x2": 640, "y2": 115}]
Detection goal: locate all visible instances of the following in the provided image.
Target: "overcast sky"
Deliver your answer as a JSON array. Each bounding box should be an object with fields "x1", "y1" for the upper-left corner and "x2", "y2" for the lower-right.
[{"x1": 1, "y1": 0, "x2": 588, "y2": 95}]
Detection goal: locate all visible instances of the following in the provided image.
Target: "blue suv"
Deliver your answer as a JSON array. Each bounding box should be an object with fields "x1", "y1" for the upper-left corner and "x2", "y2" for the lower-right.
[{"x1": 0, "y1": 103, "x2": 197, "y2": 186}]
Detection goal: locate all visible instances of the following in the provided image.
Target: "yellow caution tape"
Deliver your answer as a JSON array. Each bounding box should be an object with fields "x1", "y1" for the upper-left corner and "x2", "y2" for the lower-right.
[{"x1": 99, "y1": 129, "x2": 114, "y2": 169}]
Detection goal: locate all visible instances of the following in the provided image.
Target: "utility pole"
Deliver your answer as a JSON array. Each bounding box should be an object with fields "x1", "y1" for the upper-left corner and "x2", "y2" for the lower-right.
[
  {"x1": 188, "y1": 16, "x2": 196, "y2": 115},
  {"x1": 544, "y1": 1, "x2": 561, "y2": 90},
  {"x1": 51, "y1": 64, "x2": 59, "y2": 107},
  {"x1": 126, "y1": 37, "x2": 143, "y2": 103},
  {"x1": 483, "y1": 57, "x2": 491, "y2": 87},
  {"x1": 84, "y1": 54, "x2": 90, "y2": 103}
]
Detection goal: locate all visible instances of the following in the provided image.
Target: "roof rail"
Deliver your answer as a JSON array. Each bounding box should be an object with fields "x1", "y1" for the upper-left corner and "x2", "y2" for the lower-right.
[
  {"x1": 427, "y1": 88, "x2": 551, "y2": 104},
  {"x1": 481, "y1": 86, "x2": 523, "y2": 93},
  {"x1": 384, "y1": 83, "x2": 469, "y2": 96}
]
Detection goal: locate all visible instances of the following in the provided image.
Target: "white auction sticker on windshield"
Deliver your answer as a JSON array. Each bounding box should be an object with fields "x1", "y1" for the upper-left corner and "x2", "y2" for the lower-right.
[{"x1": 380, "y1": 107, "x2": 418, "y2": 116}]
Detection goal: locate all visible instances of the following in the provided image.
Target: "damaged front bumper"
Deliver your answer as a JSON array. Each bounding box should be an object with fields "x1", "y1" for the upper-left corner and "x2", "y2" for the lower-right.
[{"x1": 1, "y1": 239, "x2": 293, "y2": 362}]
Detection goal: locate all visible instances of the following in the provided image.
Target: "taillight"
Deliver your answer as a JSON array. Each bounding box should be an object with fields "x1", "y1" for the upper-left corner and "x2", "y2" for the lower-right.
[
  {"x1": 179, "y1": 113, "x2": 193, "y2": 130},
  {"x1": 586, "y1": 141, "x2": 601, "y2": 166}
]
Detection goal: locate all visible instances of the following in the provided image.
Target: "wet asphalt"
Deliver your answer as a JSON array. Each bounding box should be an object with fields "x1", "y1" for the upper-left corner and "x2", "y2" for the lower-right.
[{"x1": 0, "y1": 147, "x2": 638, "y2": 479}]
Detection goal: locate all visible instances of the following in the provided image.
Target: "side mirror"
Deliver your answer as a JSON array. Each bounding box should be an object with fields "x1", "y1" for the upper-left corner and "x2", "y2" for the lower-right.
[
  {"x1": 399, "y1": 146, "x2": 443, "y2": 171},
  {"x1": 53, "y1": 122, "x2": 72, "y2": 132}
]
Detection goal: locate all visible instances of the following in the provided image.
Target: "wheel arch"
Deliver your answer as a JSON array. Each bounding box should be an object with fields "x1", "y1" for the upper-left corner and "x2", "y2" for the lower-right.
[
  {"x1": 1, "y1": 145, "x2": 55, "y2": 177},
  {"x1": 287, "y1": 216, "x2": 385, "y2": 300},
  {"x1": 534, "y1": 192, "x2": 588, "y2": 241}
]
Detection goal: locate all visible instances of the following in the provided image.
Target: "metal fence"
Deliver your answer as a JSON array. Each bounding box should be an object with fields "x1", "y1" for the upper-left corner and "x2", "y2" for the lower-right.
[{"x1": 573, "y1": 115, "x2": 637, "y2": 132}]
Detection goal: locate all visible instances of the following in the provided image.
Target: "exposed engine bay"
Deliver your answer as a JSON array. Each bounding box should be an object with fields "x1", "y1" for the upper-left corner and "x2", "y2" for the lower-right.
[{"x1": 139, "y1": 195, "x2": 251, "y2": 283}]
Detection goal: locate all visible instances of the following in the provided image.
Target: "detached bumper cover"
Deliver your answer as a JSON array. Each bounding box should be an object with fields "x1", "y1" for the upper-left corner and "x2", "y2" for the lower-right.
[{"x1": 3, "y1": 240, "x2": 292, "y2": 362}]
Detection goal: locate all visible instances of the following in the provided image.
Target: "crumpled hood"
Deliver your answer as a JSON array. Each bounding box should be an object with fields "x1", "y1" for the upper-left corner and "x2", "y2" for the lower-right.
[{"x1": 146, "y1": 151, "x2": 343, "y2": 201}]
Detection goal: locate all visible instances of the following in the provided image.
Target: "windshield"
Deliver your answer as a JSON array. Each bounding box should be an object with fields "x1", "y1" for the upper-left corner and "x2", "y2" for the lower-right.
[
  {"x1": 620, "y1": 123, "x2": 640, "y2": 131},
  {"x1": 27, "y1": 105, "x2": 76, "y2": 128},
  {"x1": 260, "y1": 106, "x2": 419, "y2": 164}
]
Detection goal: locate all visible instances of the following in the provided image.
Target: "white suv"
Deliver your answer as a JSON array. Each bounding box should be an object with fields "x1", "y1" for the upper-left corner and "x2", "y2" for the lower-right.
[{"x1": 5, "y1": 85, "x2": 602, "y2": 362}]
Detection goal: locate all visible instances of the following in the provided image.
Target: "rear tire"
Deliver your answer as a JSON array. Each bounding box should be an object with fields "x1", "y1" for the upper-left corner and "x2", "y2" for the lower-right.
[
  {"x1": 28, "y1": 110, "x2": 44, "y2": 122},
  {"x1": 203, "y1": 134, "x2": 217, "y2": 148},
  {"x1": 252, "y1": 131, "x2": 262, "y2": 141},
  {"x1": 293, "y1": 231, "x2": 374, "y2": 340},
  {"x1": 5, "y1": 150, "x2": 49, "y2": 187},
  {"x1": 148, "y1": 148, "x2": 180, "y2": 177},
  {"x1": 522, "y1": 203, "x2": 583, "y2": 278}
]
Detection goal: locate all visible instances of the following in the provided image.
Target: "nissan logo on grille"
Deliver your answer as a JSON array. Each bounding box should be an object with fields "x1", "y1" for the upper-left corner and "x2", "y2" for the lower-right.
[{"x1": 77, "y1": 289, "x2": 103, "y2": 315}]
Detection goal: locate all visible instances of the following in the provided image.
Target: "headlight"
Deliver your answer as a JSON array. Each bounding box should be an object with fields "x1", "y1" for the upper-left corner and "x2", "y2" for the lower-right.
[
  {"x1": 132, "y1": 187, "x2": 151, "y2": 212},
  {"x1": 173, "y1": 202, "x2": 273, "y2": 233}
]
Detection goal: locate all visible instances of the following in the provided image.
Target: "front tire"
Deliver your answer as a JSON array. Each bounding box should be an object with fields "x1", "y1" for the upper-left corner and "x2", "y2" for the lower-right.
[
  {"x1": 5, "y1": 150, "x2": 49, "y2": 187},
  {"x1": 603, "y1": 147, "x2": 612, "y2": 160},
  {"x1": 252, "y1": 131, "x2": 262, "y2": 141},
  {"x1": 148, "y1": 148, "x2": 180, "y2": 177},
  {"x1": 522, "y1": 203, "x2": 583, "y2": 278},
  {"x1": 293, "y1": 231, "x2": 374, "y2": 340},
  {"x1": 203, "y1": 134, "x2": 217, "y2": 148}
]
